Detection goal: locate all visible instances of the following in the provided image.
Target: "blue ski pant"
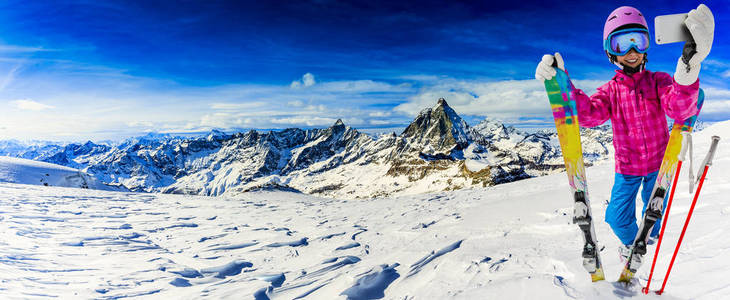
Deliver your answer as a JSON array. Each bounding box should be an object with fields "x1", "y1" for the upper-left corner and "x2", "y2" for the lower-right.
[{"x1": 605, "y1": 171, "x2": 666, "y2": 246}]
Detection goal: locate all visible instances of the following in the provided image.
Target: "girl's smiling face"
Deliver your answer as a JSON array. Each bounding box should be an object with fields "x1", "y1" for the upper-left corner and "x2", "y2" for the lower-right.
[{"x1": 616, "y1": 49, "x2": 645, "y2": 69}]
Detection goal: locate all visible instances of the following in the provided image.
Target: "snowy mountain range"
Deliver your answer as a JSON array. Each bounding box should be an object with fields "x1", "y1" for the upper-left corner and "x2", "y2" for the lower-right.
[{"x1": 0, "y1": 98, "x2": 613, "y2": 198}]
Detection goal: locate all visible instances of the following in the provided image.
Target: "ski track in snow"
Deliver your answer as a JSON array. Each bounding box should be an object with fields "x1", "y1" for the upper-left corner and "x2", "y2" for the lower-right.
[{"x1": 0, "y1": 122, "x2": 729, "y2": 299}]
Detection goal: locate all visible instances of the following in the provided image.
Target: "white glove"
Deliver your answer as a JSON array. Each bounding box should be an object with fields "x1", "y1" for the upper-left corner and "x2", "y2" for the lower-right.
[
  {"x1": 675, "y1": 4, "x2": 714, "y2": 85},
  {"x1": 535, "y1": 52, "x2": 565, "y2": 81}
]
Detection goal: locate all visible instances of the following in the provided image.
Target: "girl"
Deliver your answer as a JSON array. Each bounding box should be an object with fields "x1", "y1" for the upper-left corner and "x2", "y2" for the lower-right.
[{"x1": 535, "y1": 5, "x2": 714, "y2": 259}]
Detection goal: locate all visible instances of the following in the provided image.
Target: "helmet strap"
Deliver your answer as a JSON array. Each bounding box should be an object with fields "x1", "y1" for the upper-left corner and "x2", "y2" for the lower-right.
[
  {"x1": 622, "y1": 64, "x2": 642, "y2": 75},
  {"x1": 606, "y1": 51, "x2": 617, "y2": 63},
  {"x1": 606, "y1": 51, "x2": 648, "y2": 75}
]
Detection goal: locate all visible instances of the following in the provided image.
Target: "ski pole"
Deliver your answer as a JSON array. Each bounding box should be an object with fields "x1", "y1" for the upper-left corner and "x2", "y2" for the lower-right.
[
  {"x1": 657, "y1": 136, "x2": 720, "y2": 295},
  {"x1": 642, "y1": 132, "x2": 691, "y2": 294}
]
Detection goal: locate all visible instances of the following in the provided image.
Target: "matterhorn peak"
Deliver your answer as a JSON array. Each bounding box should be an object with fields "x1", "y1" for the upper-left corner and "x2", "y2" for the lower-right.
[
  {"x1": 334, "y1": 119, "x2": 345, "y2": 127},
  {"x1": 400, "y1": 97, "x2": 472, "y2": 156},
  {"x1": 431, "y1": 98, "x2": 458, "y2": 117}
]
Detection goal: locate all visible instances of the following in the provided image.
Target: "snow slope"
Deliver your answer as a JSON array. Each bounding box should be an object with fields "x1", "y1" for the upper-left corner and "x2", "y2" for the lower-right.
[
  {"x1": 0, "y1": 156, "x2": 121, "y2": 191},
  {"x1": 0, "y1": 121, "x2": 727, "y2": 299}
]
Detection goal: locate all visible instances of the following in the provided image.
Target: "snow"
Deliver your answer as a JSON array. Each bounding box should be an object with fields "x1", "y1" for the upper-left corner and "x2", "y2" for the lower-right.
[
  {"x1": 464, "y1": 159, "x2": 491, "y2": 173},
  {"x1": 0, "y1": 156, "x2": 121, "y2": 191},
  {"x1": 0, "y1": 121, "x2": 728, "y2": 299}
]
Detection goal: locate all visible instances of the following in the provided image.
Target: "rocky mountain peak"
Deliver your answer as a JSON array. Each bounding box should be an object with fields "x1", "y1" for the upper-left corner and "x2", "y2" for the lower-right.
[
  {"x1": 325, "y1": 119, "x2": 348, "y2": 136},
  {"x1": 401, "y1": 98, "x2": 470, "y2": 155},
  {"x1": 473, "y1": 117, "x2": 517, "y2": 141}
]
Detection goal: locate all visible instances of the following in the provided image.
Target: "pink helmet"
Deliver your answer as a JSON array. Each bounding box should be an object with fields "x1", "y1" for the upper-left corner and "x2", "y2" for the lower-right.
[{"x1": 603, "y1": 6, "x2": 648, "y2": 41}]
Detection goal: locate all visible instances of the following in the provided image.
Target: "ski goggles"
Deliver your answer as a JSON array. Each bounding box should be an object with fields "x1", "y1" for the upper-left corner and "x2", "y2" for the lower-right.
[{"x1": 604, "y1": 28, "x2": 650, "y2": 56}]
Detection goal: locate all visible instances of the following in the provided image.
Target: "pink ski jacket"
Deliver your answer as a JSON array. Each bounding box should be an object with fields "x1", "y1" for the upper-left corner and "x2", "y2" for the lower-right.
[{"x1": 572, "y1": 70, "x2": 699, "y2": 176}]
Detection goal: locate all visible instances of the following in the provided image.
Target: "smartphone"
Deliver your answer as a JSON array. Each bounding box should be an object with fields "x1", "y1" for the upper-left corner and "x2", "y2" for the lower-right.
[{"x1": 654, "y1": 13, "x2": 691, "y2": 44}]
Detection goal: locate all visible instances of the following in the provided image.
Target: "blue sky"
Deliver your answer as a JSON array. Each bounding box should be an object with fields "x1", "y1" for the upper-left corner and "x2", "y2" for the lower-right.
[{"x1": 0, "y1": 0, "x2": 728, "y2": 141}]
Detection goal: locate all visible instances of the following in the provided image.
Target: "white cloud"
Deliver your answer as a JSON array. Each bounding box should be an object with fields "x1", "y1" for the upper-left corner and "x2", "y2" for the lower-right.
[
  {"x1": 271, "y1": 117, "x2": 338, "y2": 127},
  {"x1": 200, "y1": 112, "x2": 238, "y2": 129},
  {"x1": 288, "y1": 100, "x2": 305, "y2": 107},
  {"x1": 0, "y1": 45, "x2": 52, "y2": 53},
  {"x1": 701, "y1": 100, "x2": 730, "y2": 114},
  {"x1": 317, "y1": 80, "x2": 410, "y2": 92},
  {"x1": 1, "y1": 64, "x2": 22, "y2": 91},
  {"x1": 703, "y1": 59, "x2": 730, "y2": 68},
  {"x1": 126, "y1": 121, "x2": 154, "y2": 128},
  {"x1": 369, "y1": 111, "x2": 392, "y2": 117},
  {"x1": 235, "y1": 118, "x2": 252, "y2": 125},
  {"x1": 369, "y1": 120, "x2": 397, "y2": 125},
  {"x1": 305, "y1": 104, "x2": 326, "y2": 112},
  {"x1": 722, "y1": 70, "x2": 730, "y2": 79},
  {"x1": 393, "y1": 78, "x2": 604, "y2": 123},
  {"x1": 698, "y1": 85, "x2": 730, "y2": 120},
  {"x1": 302, "y1": 73, "x2": 315, "y2": 87},
  {"x1": 397, "y1": 74, "x2": 442, "y2": 82},
  {"x1": 290, "y1": 72, "x2": 316, "y2": 88},
  {"x1": 211, "y1": 102, "x2": 267, "y2": 110},
  {"x1": 11, "y1": 99, "x2": 54, "y2": 111},
  {"x1": 703, "y1": 86, "x2": 730, "y2": 98}
]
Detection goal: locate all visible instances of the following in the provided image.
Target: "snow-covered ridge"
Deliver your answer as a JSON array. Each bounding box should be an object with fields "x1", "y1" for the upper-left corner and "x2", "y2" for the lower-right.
[
  {"x1": 0, "y1": 156, "x2": 123, "y2": 191},
  {"x1": 0, "y1": 99, "x2": 614, "y2": 198}
]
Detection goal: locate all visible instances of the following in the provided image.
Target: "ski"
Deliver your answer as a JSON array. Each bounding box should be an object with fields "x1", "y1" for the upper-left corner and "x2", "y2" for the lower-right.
[
  {"x1": 544, "y1": 68, "x2": 605, "y2": 282},
  {"x1": 618, "y1": 89, "x2": 705, "y2": 284}
]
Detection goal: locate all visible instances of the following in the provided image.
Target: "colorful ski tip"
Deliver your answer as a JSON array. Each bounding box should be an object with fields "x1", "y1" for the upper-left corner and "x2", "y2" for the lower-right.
[
  {"x1": 618, "y1": 268, "x2": 634, "y2": 283},
  {"x1": 591, "y1": 268, "x2": 606, "y2": 282}
]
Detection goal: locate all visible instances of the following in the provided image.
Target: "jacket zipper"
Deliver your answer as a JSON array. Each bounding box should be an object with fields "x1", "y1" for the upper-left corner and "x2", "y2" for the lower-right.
[{"x1": 635, "y1": 77, "x2": 649, "y2": 163}]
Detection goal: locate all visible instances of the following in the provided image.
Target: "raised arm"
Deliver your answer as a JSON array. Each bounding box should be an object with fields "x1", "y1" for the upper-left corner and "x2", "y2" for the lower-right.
[
  {"x1": 661, "y1": 4, "x2": 713, "y2": 121},
  {"x1": 572, "y1": 83, "x2": 612, "y2": 128},
  {"x1": 656, "y1": 72, "x2": 699, "y2": 121},
  {"x1": 536, "y1": 52, "x2": 612, "y2": 128}
]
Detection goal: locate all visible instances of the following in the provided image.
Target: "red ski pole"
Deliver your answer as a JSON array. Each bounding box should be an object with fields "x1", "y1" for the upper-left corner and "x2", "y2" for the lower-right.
[
  {"x1": 642, "y1": 133, "x2": 691, "y2": 294},
  {"x1": 656, "y1": 136, "x2": 720, "y2": 295}
]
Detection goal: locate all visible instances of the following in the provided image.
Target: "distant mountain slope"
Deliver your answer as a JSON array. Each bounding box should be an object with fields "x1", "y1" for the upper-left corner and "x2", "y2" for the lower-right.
[{"x1": 0, "y1": 156, "x2": 124, "y2": 191}]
